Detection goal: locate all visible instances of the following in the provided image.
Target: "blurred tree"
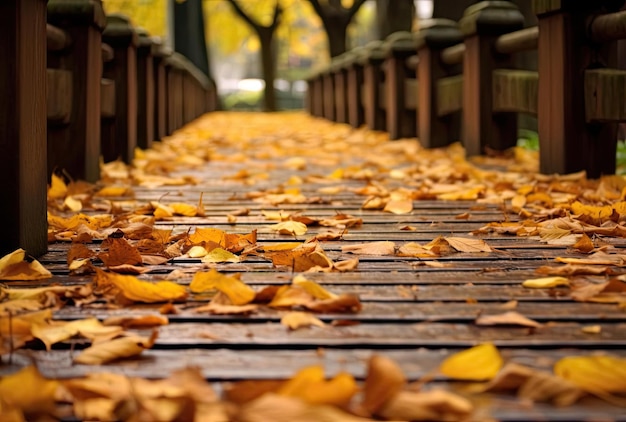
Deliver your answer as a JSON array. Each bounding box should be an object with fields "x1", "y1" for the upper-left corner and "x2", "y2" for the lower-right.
[
  {"x1": 308, "y1": 0, "x2": 368, "y2": 57},
  {"x1": 102, "y1": 0, "x2": 168, "y2": 38},
  {"x1": 225, "y1": 0, "x2": 282, "y2": 111}
]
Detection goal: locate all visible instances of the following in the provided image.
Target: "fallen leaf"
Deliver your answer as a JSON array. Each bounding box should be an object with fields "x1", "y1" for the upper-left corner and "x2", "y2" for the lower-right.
[
  {"x1": 362, "y1": 355, "x2": 406, "y2": 414},
  {"x1": 201, "y1": 247, "x2": 241, "y2": 263},
  {"x1": 73, "y1": 331, "x2": 158, "y2": 365},
  {"x1": 278, "y1": 366, "x2": 358, "y2": 407},
  {"x1": 475, "y1": 311, "x2": 542, "y2": 328},
  {"x1": 190, "y1": 269, "x2": 255, "y2": 305},
  {"x1": 0, "y1": 366, "x2": 59, "y2": 418},
  {"x1": 383, "y1": 199, "x2": 413, "y2": 214},
  {"x1": 572, "y1": 233, "x2": 595, "y2": 253},
  {"x1": 280, "y1": 311, "x2": 325, "y2": 330},
  {"x1": 95, "y1": 269, "x2": 188, "y2": 303},
  {"x1": 268, "y1": 221, "x2": 308, "y2": 236},
  {"x1": 342, "y1": 241, "x2": 396, "y2": 256},
  {"x1": 522, "y1": 276, "x2": 570, "y2": 289},
  {"x1": 378, "y1": 390, "x2": 473, "y2": 421},
  {"x1": 444, "y1": 236, "x2": 493, "y2": 253},
  {"x1": 102, "y1": 315, "x2": 169, "y2": 329},
  {"x1": 554, "y1": 355, "x2": 626, "y2": 394},
  {"x1": 0, "y1": 249, "x2": 51, "y2": 281},
  {"x1": 439, "y1": 343, "x2": 503, "y2": 381}
]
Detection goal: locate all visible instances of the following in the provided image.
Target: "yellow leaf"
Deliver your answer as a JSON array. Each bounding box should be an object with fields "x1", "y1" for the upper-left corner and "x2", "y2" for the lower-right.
[
  {"x1": 0, "y1": 366, "x2": 59, "y2": 416},
  {"x1": 437, "y1": 186, "x2": 484, "y2": 200},
  {"x1": 383, "y1": 199, "x2": 413, "y2": 214},
  {"x1": 280, "y1": 311, "x2": 325, "y2": 330},
  {"x1": 278, "y1": 366, "x2": 357, "y2": 406},
  {"x1": 262, "y1": 243, "x2": 301, "y2": 251},
  {"x1": 554, "y1": 355, "x2": 626, "y2": 394},
  {"x1": 48, "y1": 174, "x2": 68, "y2": 199},
  {"x1": 73, "y1": 331, "x2": 157, "y2": 365},
  {"x1": 188, "y1": 245, "x2": 208, "y2": 258},
  {"x1": 94, "y1": 186, "x2": 132, "y2": 197},
  {"x1": 96, "y1": 270, "x2": 188, "y2": 303},
  {"x1": 292, "y1": 274, "x2": 337, "y2": 300},
  {"x1": 269, "y1": 221, "x2": 308, "y2": 236},
  {"x1": 201, "y1": 248, "x2": 240, "y2": 263},
  {"x1": 439, "y1": 343, "x2": 503, "y2": 381},
  {"x1": 522, "y1": 276, "x2": 570, "y2": 289},
  {"x1": 31, "y1": 318, "x2": 123, "y2": 351},
  {"x1": 0, "y1": 249, "x2": 51, "y2": 281},
  {"x1": 189, "y1": 227, "x2": 226, "y2": 246},
  {"x1": 190, "y1": 269, "x2": 255, "y2": 305},
  {"x1": 63, "y1": 196, "x2": 82, "y2": 212},
  {"x1": 170, "y1": 202, "x2": 199, "y2": 216}
]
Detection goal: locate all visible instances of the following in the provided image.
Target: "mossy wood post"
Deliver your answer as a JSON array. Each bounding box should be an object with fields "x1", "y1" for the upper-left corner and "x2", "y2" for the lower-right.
[
  {"x1": 460, "y1": 1, "x2": 524, "y2": 156},
  {"x1": 384, "y1": 31, "x2": 418, "y2": 139},
  {"x1": 362, "y1": 41, "x2": 387, "y2": 131},
  {"x1": 165, "y1": 54, "x2": 185, "y2": 134},
  {"x1": 46, "y1": 26, "x2": 73, "y2": 128},
  {"x1": 0, "y1": 0, "x2": 48, "y2": 256},
  {"x1": 136, "y1": 29, "x2": 155, "y2": 149},
  {"x1": 416, "y1": 19, "x2": 464, "y2": 148},
  {"x1": 152, "y1": 39, "x2": 171, "y2": 140},
  {"x1": 322, "y1": 66, "x2": 336, "y2": 121},
  {"x1": 346, "y1": 48, "x2": 365, "y2": 128},
  {"x1": 101, "y1": 14, "x2": 138, "y2": 163},
  {"x1": 47, "y1": 0, "x2": 106, "y2": 182},
  {"x1": 332, "y1": 55, "x2": 350, "y2": 124},
  {"x1": 535, "y1": 1, "x2": 621, "y2": 177}
]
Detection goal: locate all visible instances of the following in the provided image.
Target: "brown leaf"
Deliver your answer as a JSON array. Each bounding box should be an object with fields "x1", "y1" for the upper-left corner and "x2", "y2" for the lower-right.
[
  {"x1": 378, "y1": 390, "x2": 473, "y2": 421},
  {"x1": 342, "y1": 241, "x2": 396, "y2": 256},
  {"x1": 444, "y1": 236, "x2": 493, "y2": 253},
  {"x1": 304, "y1": 294, "x2": 362, "y2": 314},
  {"x1": 475, "y1": 311, "x2": 542, "y2": 328},
  {"x1": 98, "y1": 236, "x2": 143, "y2": 268},
  {"x1": 361, "y1": 355, "x2": 406, "y2": 414}
]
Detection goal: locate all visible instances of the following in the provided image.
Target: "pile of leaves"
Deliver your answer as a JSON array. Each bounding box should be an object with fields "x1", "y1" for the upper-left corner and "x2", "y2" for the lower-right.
[{"x1": 1, "y1": 344, "x2": 624, "y2": 421}]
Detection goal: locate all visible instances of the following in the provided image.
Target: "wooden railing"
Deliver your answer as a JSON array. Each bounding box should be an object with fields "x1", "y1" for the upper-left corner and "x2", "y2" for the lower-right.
[
  {"x1": 306, "y1": 0, "x2": 626, "y2": 179},
  {"x1": 1, "y1": 0, "x2": 218, "y2": 256}
]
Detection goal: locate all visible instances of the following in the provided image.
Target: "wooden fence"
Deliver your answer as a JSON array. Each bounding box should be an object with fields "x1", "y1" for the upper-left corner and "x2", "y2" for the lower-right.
[
  {"x1": 307, "y1": 1, "x2": 626, "y2": 179},
  {"x1": 0, "y1": 0, "x2": 217, "y2": 257}
]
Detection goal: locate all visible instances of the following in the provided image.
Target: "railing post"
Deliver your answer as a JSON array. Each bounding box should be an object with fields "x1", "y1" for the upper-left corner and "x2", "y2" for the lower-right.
[
  {"x1": 322, "y1": 64, "x2": 336, "y2": 121},
  {"x1": 347, "y1": 47, "x2": 366, "y2": 128},
  {"x1": 0, "y1": 0, "x2": 48, "y2": 256},
  {"x1": 47, "y1": 0, "x2": 106, "y2": 182},
  {"x1": 101, "y1": 14, "x2": 138, "y2": 163},
  {"x1": 361, "y1": 41, "x2": 387, "y2": 131},
  {"x1": 535, "y1": 1, "x2": 619, "y2": 177},
  {"x1": 136, "y1": 28, "x2": 155, "y2": 150},
  {"x1": 460, "y1": 1, "x2": 524, "y2": 156},
  {"x1": 384, "y1": 31, "x2": 418, "y2": 140},
  {"x1": 333, "y1": 54, "x2": 350, "y2": 124},
  {"x1": 151, "y1": 38, "x2": 171, "y2": 140},
  {"x1": 416, "y1": 19, "x2": 464, "y2": 148},
  {"x1": 165, "y1": 54, "x2": 185, "y2": 134}
]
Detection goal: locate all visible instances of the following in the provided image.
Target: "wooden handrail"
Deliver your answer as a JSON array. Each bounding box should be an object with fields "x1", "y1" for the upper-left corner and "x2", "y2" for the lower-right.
[
  {"x1": 46, "y1": 24, "x2": 70, "y2": 51},
  {"x1": 495, "y1": 26, "x2": 539, "y2": 55},
  {"x1": 589, "y1": 10, "x2": 626, "y2": 43},
  {"x1": 441, "y1": 43, "x2": 465, "y2": 66}
]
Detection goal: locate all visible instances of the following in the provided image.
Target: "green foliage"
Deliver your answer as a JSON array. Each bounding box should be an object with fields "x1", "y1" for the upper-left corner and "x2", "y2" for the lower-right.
[{"x1": 517, "y1": 129, "x2": 539, "y2": 151}]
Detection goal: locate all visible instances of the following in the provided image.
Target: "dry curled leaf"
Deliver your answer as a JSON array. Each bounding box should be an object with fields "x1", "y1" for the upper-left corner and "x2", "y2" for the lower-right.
[
  {"x1": 362, "y1": 355, "x2": 406, "y2": 415},
  {"x1": 475, "y1": 311, "x2": 542, "y2": 328},
  {"x1": 280, "y1": 311, "x2": 325, "y2": 330},
  {"x1": 73, "y1": 330, "x2": 158, "y2": 365}
]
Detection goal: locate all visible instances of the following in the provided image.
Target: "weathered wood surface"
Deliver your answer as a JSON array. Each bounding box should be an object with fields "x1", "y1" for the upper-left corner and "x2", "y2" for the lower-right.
[{"x1": 6, "y1": 111, "x2": 626, "y2": 420}]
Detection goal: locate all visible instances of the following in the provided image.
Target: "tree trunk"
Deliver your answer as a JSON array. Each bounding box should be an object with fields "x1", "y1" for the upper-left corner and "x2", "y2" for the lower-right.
[
  {"x1": 323, "y1": 17, "x2": 349, "y2": 57},
  {"x1": 174, "y1": 0, "x2": 211, "y2": 77},
  {"x1": 376, "y1": 0, "x2": 414, "y2": 39},
  {"x1": 259, "y1": 29, "x2": 277, "y2": 111}
]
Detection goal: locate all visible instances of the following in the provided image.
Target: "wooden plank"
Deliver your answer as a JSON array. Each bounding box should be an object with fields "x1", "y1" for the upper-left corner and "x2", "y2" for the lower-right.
[
  {"x1": 0, "y1": 0, "x2": 48, "y2": 256},
  {"x1": 584, "y1": 68, "x2": 626, "y2": 122},
  {"x1": 437, "y1": 74, "x2": 463, "y2": 116},
  {"x1": 46, "y1": 69, "x2": 72, "y2": 123},
  {"x1": 100, "y1": 78, "x2": 115, "y2": 118},
  {"x1": 492, "y1": 69, "x2": 538, "y2": 115},
  {"x1": 3, "y1": 348, "x2": 624, "y2": 381}
]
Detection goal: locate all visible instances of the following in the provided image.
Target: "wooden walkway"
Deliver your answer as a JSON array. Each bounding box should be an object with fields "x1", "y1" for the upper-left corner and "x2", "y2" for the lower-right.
[{"x1": 2, "y1": 112, "x2": 626, "y2": 420}]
